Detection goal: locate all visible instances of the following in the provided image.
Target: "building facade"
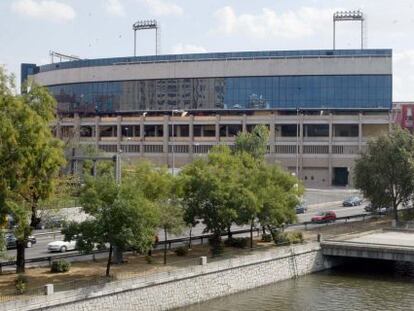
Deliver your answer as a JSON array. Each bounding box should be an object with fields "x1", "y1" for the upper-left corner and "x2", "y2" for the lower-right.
[{"x1": 23, "y1": 49, "x2": 393, "y2": 187}]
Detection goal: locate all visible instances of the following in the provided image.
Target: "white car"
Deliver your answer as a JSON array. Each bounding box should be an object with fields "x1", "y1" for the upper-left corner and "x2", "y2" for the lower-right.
[{"x1": 47, "y1": 240, "x2": 77, "y2": 253}]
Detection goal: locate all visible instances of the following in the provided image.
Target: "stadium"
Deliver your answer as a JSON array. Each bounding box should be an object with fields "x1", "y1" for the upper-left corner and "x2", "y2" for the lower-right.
[{"x1": 22, "y1": 49, "x2": 392, "y2": 187}]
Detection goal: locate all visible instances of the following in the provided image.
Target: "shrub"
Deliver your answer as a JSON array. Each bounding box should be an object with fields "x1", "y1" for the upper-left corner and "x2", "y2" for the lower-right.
[
  {"x1": 174, "y1": 246, "x2": 189, "y2": 256},
  {"x1": 51, "y1": 259, "x2": 71, "y2": 273},
  {"x1": 225, "y1": 237, "x2": 249, "y2": 248},
  {"x1": 287, "y1": 232, "x2": 304, "y2": 244},
  {"x1": 145, "y1": 255, "x2": 154, "y2": 264},
  {"x1": 261, "y1": 234, "x2": 273, "y2": 242},
  {"x1": 274, "y1": 232, "x2": 304, "y2": 245},
  {"x1": 15, "y1": 274, "x2": 27, "y2": 294}
]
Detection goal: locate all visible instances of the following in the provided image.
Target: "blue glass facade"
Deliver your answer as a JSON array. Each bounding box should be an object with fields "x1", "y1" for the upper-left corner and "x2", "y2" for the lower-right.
[{"x1": 48, "y1": 75, "x2": 391, "y2": 113}]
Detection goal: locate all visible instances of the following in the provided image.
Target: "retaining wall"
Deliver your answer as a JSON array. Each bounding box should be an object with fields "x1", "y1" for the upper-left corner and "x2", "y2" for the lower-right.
[{"x1": 1, "y1": 242, "x2": 338, "y2": 311}]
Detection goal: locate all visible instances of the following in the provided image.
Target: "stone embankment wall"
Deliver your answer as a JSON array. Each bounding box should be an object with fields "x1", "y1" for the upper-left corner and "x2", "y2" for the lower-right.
[{"x1": 2, "y1": 242, "x2": 339, "y2": 311}]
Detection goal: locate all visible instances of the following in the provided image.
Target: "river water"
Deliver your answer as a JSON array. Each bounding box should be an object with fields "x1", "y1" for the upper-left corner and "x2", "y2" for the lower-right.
[{"x1": 180, "y1": 259, "x2": 414, "y2": 311}]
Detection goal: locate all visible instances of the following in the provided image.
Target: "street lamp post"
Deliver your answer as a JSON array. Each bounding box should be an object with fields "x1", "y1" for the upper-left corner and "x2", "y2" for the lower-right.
[{"x1": 171, "y1": 109, "x2": 188, "y2": 176}]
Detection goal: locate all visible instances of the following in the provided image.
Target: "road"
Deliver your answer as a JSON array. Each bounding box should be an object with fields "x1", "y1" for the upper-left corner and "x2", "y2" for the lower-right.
[{"x1": 3, "y1": 203, "x2": 368, "y2": 264}]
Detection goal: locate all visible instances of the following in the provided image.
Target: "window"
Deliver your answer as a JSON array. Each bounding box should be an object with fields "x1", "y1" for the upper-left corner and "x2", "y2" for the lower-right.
[
  {"x1": 281, "y1": 125, "x2": 298, "y2": 137},
  {"x1": 304, "y1": 125, "x2": 329, "y2": 137}
]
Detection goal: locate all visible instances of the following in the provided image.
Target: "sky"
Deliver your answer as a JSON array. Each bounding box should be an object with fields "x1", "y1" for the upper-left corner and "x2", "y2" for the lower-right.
[{"x1": 0, "y1": 0, "x2": 414, "y2": 101}]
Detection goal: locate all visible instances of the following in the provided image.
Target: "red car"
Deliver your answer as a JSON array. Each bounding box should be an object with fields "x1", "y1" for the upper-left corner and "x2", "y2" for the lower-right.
[{"x1": 311, "y1": 211, "x2": 336, "y2": 223}]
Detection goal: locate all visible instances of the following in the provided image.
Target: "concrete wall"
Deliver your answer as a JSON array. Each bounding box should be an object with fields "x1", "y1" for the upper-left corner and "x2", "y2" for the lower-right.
[
  {"x1": 1, "y1": 243, "x2": 339, "y2": 311},
  {"x1": 33, "y1": 56, "x2": 391, "y2": 86}
]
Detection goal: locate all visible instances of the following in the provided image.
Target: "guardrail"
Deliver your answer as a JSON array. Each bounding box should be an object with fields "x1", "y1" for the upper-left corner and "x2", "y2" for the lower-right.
[
  {"x1": 0, "y1": 228, "x2": 260, "y2": 272},
  {"x1": 0, "y1": 213, "x2": 379, "y2": 272}
]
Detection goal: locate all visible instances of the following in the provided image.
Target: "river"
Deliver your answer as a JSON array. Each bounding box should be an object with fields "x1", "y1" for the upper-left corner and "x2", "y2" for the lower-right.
[{"x1": 179, "y1": 259, "x2": 414, "y2": 311}]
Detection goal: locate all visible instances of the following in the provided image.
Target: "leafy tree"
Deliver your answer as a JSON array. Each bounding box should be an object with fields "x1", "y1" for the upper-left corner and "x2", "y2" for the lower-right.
[
  {"x1": 0, "y1": 70, "x2": 65, "y2": 273},
  {"x1": 234, "y1": 124, "x2": 269, "y2": 160},
  {"x1": 354, "y1": 128, "x2": 414, "y2": 222},
  {"x1": 255, "y1": 165, "x2": 301, "y2": 241},
  {"x1": 129, "y1": 162, "x2": 184, "y2": 264},
  {"x1": 179, "y1": 146, "x2": 248, "y2": 253},
  {"x1": 63, "y1": 174, "x2": 159, "y2": 276}
]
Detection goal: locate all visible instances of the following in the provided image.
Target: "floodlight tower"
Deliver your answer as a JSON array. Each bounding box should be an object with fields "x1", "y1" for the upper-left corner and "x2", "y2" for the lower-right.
[
  {"x1": 132, "y1": 19, "x2": 159, "y2": 56},
  {"x1": 333, "y1": 10, "x2": 365, "y2": 50}
]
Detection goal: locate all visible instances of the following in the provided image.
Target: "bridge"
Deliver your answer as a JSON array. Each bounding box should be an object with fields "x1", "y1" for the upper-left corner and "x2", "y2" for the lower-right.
[{"x1": 321, "y1": 229, "x2": 414, "y2": 262}]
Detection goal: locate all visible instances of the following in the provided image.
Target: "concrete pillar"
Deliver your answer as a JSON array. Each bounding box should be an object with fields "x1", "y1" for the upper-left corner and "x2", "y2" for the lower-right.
[
  {"x1": 299, "y1": 114, "x2": 304, "y2": 179},
  {"x1": 328, "y1": 113, "x2": 333, "y2": 186},
  {"x1": 358, "y1": 112, "x2": 363, "y2": 152},
  {"x1": 140, "y1": 118, "x2": 145, "y2": 156},
  {"x1": 55, "y1": 118, "x2": 62, "y2": 139},
  {"x1": 116, "y1": 116, "x2": 122, "y2": 152},
  {"x1": 44, "y1": 284, "x2": 54, "y2": 296},
  {"x1": 388, "y1": 111, "x2": 393, "y2": 132},
  {"x1": 74, "y1": 113, "x2": 80, "y2": 146},
  {"x1": 242, "y1": 114, "x2": 247, "y2": 133},
  {"x1": 95, "y1": 116, "x2": 100, "y2": 150},
  {"x1": 215, "y1": 114, "x2": 220, "y2": 144},
  {"x1": 199, "y1": 256, "x2": 207, "y2": 265},
  {"x1": 189, "y1": 115, "x2": 194, "y2": 156},
  {"x1": 270, "y1": 114, "x2": 276, "y2": 154},
  {"x1": 163, "y1": 115, "x2": 169, "y2": 156}
]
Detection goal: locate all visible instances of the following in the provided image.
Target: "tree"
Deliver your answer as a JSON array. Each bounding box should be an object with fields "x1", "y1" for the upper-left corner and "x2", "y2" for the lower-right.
[
  {"x1": 0, "y1": 69, "x2": 65, "y2": 273},
  {"x1": 129, "y1": 162, "x2": 184, "y2": 264},
  {"x1": 234, "y1": 124, "x2": 269, "y2": 160},
  {"x1": 179, "y1": 146, "x2": 248, "y2": 254},
  {"x1": 354, "y1": 128, "x2": 414, "y2": 222},
  {"x1": 63, "y1": 174, "x2": 159, "y2": 276},
  {"x1": 255, "y1": 165, "x2": 301, "y2": 241}
]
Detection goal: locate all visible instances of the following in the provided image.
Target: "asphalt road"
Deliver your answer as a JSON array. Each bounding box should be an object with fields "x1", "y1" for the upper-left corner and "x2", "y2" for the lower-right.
[{"x1": 3, "y1": 201, "x2": 368, "y2": 265}]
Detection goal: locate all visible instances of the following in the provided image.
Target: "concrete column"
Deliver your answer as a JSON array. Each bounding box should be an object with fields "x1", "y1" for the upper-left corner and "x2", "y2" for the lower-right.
[
  {"x1": 328, "y1": 113, "x2": 333, "y2": 186},
  {"x1": 116, "y1": 116, "x2": 122, "y2": 152},
  {"x1": 163, "y1": 115, "x2": 169, "y2": 154},
  {"x1": 270, "y1": 114, "x2": 276, "y2": 154},
  {"x1": 55, "y1": 118, "x2": 62, "y2": 139},
  {"x1": 358, "y1": 112, "x2": 363, "y2": 152},
  {"x1": 388, "y1": 111, "x2": 393, "y2": 132},
  {"x1": 299, "y1": 114, "x2": 304, "y2": 179},
  {"x1": 140, "y1": 117, "x2": 145, "y2": 156},
  {"x1": 74, "y1": 113, "x2": 80, "y2": 146},
  {"x1": 215, "y1": 114, "x2": 220, "y2": 144},
  {"x1": 95, "y1": 116, "x2": 100, "y2": 150},
  {"x1": 44, "y1": 284, "x2": 54, "y2": 296},
  {"x1": 189, "y1": 115, "x2": 194, "y2": 156},
  {"x1": 242, "y1": 114, "x2": 247, "y2": 133}
]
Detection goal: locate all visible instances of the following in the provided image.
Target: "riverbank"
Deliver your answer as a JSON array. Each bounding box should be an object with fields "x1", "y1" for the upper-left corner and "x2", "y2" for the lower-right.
[{"x1": 1, "y1": 241, "x2": 341, "y2": 311}]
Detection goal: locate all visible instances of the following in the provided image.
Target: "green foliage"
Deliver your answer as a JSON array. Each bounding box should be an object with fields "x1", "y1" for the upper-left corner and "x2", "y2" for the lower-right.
[
  {"x1": 0, "y1": 69, "x2": 65, "y2": 272},
  {"x1": 63, "y1": 174, "x2": 159, "y2": 276},
  {"x1": 51, "y1": 260, "x2": 71, "y2": 273},
  {"x1": 15, "y1": 274, "x2": 27, "y2": 294},
  {"x1": 224, "y1": 237, "x2": 249, "y2": 248},
  {"x1": 234, "y1": 124, "x2": 270, "y2": 160},
  {"x1": 274, "y1": 231, "x2": 304, "y2": 245},
  {"x1": 354, "y1": 128, "x2": 414, "y2": 222},
  {"x1": 174, "y1": 246, "x2": 189, "y2": 256},
  {"x1": 128, "y1": 161, "x2": 184, "y2": 264},
  {"x1": 179, "y1": 146, "x2": 248, "y2": 248}
]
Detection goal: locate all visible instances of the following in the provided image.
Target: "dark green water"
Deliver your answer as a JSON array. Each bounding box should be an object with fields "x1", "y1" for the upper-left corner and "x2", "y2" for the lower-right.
[{"x1": 180, "y1": 260, "x2": 414, "y2": 311}]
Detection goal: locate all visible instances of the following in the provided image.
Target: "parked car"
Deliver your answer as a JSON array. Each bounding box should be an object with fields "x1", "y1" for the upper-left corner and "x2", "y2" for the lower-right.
[
  {"x1": 365, "y1": 204, "x2": 390, "y2": 215},
  {"x1": 4, "y1": 233, "x2": 36, "y2": 249},
  {"x1": 311, "y1": 211, "x2": 337, "y2": 223},
  {"x1": 295, "y1": 203, "x2": 307, "y2": 214},
  {"x1": 47, "y1": 240, "x2": 77, "y2": 253},
  {"x1": 342, "y1": 196, "x2": 363, "y2": 207}
]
